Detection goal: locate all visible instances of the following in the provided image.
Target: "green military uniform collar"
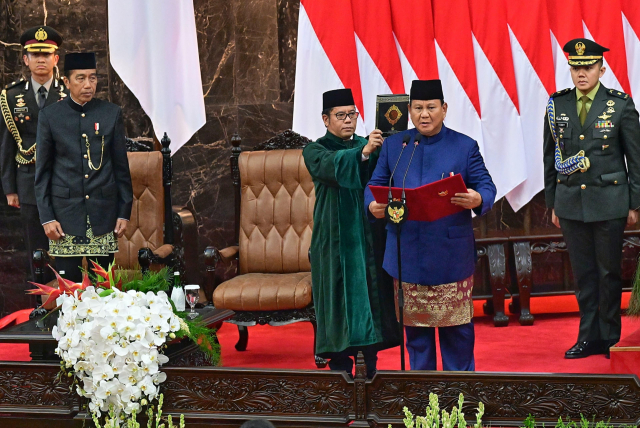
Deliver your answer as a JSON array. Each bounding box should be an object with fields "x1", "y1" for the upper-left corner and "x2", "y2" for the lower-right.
[{"x1": 577, "y1": 82, "x2": 600, "y2": 102}]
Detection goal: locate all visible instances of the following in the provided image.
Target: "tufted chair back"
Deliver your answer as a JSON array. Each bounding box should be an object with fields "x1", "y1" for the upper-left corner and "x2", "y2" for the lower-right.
[
  {"x1": 115, "y1": 152, "x2": 165, "y2": 268},
  {"x1": 238, "y1": 149, "x2": 314, "y2": 274}
]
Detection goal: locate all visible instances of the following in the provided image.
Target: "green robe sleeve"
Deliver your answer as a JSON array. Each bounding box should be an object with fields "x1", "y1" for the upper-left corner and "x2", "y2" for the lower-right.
[{"x1": 303, "y1": 138, "x2": 368, "y2": 189}]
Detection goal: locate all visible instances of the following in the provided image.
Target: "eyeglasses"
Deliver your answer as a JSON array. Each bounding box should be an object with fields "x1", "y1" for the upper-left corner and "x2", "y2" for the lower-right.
[{"x1": 334, "y1": 111, "x2": 359, "y2": 121}]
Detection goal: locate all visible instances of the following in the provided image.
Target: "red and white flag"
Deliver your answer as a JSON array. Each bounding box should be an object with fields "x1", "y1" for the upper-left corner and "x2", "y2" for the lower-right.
[
  {"x1": 292, "y1": 0, "x2": 639, "y2": 210},
  {"x1": 506, "y1": 0, "x2": 556, "y2": 210},
  {"x1": 622, "y1": 0, "x2": 640, "y2": 98},
  {"x1": 469, "y1": 0, "x2": 527, "y2": 202}
]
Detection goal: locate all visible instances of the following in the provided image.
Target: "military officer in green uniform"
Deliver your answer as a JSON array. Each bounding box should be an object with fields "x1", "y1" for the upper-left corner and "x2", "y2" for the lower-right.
[
  {"x1": 543, "y1": 38, "x2": 640, "y2": 359},
  {"x1": 35, "y1": 52, "x2": 133, "y2": 282},
  {"x1": 0, "y1": 26, "x2": 67, "y2": 286}
]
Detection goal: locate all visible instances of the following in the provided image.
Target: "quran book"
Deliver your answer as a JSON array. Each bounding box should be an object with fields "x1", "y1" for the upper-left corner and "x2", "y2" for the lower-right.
[{"x1": 375, "y1": 94, "x2": 410, "y2": 137}]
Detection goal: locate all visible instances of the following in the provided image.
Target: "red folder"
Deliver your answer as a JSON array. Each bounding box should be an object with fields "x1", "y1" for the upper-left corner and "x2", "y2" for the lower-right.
[{"x1": 369, "y1": 174, "x2": 468, "y2": 222}]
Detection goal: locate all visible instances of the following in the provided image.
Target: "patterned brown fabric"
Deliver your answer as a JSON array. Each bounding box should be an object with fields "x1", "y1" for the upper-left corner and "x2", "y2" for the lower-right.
[{"x1": 394, "y1": 276, "x2": 474, "y2": 327}]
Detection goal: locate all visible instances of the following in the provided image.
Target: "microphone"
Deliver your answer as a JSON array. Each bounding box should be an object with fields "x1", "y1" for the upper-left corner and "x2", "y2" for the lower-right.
[
  {"x1": 401, "y1": 133, "x2": 422, "y2": 200},
  {"x1": 388, "y1": 134, "x2": 411, "y2": 202}
]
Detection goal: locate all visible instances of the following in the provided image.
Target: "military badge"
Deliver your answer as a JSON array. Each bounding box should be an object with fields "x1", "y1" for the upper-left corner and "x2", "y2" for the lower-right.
[
  {"x1": 35, "y1": 28, "x2": 48, "y2": 42},
  {"x1": 598, "y1": 113, "x2": 611, "y2": 120},
  {"x1": 575, "y1": 42, "x2": 586, "y2": 56},
  {"x1": 607, "y1": 107, "x2": 615, "y2": 114},
  {"x1": 607, "y1": 100, "x2": 615, "y2": 107},
  {"x1": 16, "y1": 98, "x2": 26, "y2": 108}
]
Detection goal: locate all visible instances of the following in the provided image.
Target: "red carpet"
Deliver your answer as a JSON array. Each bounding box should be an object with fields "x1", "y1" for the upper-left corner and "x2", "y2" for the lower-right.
[
  {"x1": 215, "y1": 293, "x2": 640, "y2": 374},
  {"x1": 2, "y1": 294, "x2": 639, "y2": 374}
]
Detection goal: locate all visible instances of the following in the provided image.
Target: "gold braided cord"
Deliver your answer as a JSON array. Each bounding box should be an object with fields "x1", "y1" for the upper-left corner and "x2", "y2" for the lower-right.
[
  {"x1": 0, "y1": 89, "x2": 36, "y2": 156},
  {"x1": 16, "y1": 152, "x2": 35, "y2": 165},
  {"x1": 85, "y1": 135, "x2": 104, "y2": 171}
]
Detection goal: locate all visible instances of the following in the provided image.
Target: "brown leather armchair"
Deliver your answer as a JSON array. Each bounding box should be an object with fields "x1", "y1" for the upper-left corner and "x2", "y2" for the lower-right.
[
  {"x1": 34, "y1": 134, "x2": 198, "y2": 286},
  {"x1": 204, "y1": 131, "x2": 327, "y2": 368}
]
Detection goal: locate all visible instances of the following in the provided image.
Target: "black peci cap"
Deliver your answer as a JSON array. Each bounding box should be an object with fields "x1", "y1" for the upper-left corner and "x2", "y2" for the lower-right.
[
  {"x1": 20, "y1": 26, "x2": 63, "y2": 53},
  {"x1": 64, "y1": 52, "x2": 97, "y2": 72},
  {"x1": 410, "y1": 80, "x2": 444, "y2": 102},
  {"x1": 563, "y1": 38, "x2": 609, "y2": 66},
  {"x1": 323, "y1": 88, "x2": 355, "y2": 110}
]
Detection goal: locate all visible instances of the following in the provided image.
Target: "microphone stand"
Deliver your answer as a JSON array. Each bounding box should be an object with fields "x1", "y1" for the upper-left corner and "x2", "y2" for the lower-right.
[{"x1": 385, "y1": 133, "x2": 420, "y2": 371}]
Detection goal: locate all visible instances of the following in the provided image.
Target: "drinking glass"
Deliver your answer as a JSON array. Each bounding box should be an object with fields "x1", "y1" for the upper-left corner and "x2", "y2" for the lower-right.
[{"x1": 185, "y1": 284, "x2": 200, "y2": 319}]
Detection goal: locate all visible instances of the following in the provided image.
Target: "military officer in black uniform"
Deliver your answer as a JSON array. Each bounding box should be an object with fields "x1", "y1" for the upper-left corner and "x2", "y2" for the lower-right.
[
  {"x1": 0, "y1": 26, "x2": 67, "y2": 285},
  {"x1": 543, "y1": 39, "x2": 640, "y2": 359},
  {"x1": 35, "y1": 52, "x2": 133, "y2": 282}
]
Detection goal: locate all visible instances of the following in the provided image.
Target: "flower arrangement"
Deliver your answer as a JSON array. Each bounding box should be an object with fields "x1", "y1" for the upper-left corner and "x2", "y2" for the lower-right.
[{"x1": 28, "y1": 262, "x2": 219, "y2": 426}]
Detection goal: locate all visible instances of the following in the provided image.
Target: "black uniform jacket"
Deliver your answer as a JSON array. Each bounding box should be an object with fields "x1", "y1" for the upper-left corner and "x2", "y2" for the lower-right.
[
  {"x1": 0, "y1": 78, "x2": 68, "y2": 205},
  {"x1": 34, "y1": 96, "x2": 133, "y2": 237},
  {"x1": 543, "y1": 84, "x2": 640, "y2": 222}
]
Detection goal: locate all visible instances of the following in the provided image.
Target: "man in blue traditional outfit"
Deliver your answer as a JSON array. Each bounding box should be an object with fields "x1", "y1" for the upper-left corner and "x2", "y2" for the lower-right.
[
  {"x1": 365, "y1": 79, "x2": 496, "y2": 371},
  {"x1": 303, "y1": 88, "x2": 400, "y2": 379}
]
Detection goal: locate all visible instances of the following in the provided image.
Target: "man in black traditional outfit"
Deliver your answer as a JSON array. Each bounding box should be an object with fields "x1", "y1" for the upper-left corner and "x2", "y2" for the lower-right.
[{"x1": 35, "y1": 52, "x2": 133, "y2": 282}]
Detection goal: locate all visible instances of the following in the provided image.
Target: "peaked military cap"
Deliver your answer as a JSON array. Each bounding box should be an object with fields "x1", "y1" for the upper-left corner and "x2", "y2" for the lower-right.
[
  {"x1": 563, "y1": 38, "x2": 609, "y2": 66},
  {"x1": 410, "y1": 79, "x2": 444, "y2": 101},
  {"x1": 64, "y1": 52, "x2": 97, "y2": 71},
  {"x1": 323, "y1": 88, "x2": 355, "y2": 110},
  {"x1": 20, "y1": 26, "x2": 63, "y2": 53}
]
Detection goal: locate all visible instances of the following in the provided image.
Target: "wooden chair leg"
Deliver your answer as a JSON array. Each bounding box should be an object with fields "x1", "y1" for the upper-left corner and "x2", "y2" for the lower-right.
[
  {"x1": 235, "y1": 325, "x2": 249, "y2": 351},
  {"x1": 311, "y1": 318, "x2": 327, "y2": 368},
  {"x1": 487, "y1": 243, "x2": 509, "y2": 327},
  {"x1": 512, "y1": 241, "x2": 534, "y2": 326}
]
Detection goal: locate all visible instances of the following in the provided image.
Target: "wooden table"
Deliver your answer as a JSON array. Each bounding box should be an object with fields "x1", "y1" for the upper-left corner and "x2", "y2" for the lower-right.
[{"x1": 0, "y1": 306, "x2": 234, "y2": 365}]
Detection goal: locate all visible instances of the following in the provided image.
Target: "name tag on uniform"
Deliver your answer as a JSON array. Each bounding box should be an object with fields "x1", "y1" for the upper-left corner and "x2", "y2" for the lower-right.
[{"x1": 13, "y1": 107, "x2": 28, "y2": 113}]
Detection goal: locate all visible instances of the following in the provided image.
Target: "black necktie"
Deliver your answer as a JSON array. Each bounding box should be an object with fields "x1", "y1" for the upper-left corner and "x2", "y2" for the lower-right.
[{"x1": 38, "y1": 86, "x2": 47, "y2": 109}]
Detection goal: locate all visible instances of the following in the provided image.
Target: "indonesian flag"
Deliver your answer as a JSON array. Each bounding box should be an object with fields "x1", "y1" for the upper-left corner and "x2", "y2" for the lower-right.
[
  {"x1": 292, "y1": 0, "x2": 639, "y2": 210},
  {"x1": 108, "y1": 0, "x2": 206, "y2": 154}
]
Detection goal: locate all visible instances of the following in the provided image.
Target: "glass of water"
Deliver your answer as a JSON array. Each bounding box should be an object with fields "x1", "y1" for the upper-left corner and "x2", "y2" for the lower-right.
[{"x1": 185, "y1": 284, "x2": 200, "y2": 319}]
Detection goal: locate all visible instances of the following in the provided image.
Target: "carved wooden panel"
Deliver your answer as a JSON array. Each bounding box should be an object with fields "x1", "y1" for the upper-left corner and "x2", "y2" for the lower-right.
[
  {"x1": 0, "y1": 363, "x2": 78, "y2": 413},
  {"x1": 367, "y1": 372, "x2": 640, "y2": 427},
  {"x1": 161, "y1": 367, "x2": 353, "y2": 422},
  {"x1": 2, "y1": 362, "x2": 640, "y2": 428}
]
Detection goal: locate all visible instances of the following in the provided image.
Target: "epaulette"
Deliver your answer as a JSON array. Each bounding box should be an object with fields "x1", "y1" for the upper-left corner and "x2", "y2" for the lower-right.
[
  {"x1": 550, "y1": 88, "x2": 571, "y2": 98},
  {"x1": 3, "y1": 77, "x2": 25, "y2": 90},
  {"x1": 608, "y1": 89, "x2": 630, "y2": 100}
]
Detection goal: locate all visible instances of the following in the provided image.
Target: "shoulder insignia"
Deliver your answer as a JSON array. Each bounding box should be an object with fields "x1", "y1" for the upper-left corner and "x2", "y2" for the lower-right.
[
  {"x1": 3, "y1": 77, "x2": 25, "y2": 91},
  {"x1": 550, "y1": 88, "x2": 571, "y2": 98},
  {"x1": 608, "y1": 89, "x2": 629, "y2": 100}
]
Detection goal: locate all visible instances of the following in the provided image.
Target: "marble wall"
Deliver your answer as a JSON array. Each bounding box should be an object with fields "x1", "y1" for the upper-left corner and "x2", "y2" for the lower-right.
[{"x1": 0, "y1": 0, "x2": 637, "y2": 316}]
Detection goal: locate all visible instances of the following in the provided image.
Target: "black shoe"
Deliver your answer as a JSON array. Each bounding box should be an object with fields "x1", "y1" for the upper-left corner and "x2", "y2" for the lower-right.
[
  {"x1": 565, "y1": 341, "x2": 606, "y2": 359},
  {"x1": 604, "y1": 340, "x2": 619, "y2": 359}
]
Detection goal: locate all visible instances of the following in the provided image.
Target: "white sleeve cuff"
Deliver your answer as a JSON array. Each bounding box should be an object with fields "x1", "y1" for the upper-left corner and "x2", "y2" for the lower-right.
[
  {"x1": 42, "y1": 220, "x2": 55, "y2": 226},
  {"x1": 361, "y1": 153, "x2": 370, "y2": 161}
]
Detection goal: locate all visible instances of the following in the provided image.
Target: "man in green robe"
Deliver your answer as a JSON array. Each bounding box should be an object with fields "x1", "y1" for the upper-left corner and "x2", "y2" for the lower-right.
[{"x1": 303, "y1": 88, "x2": 399, "y2": 378}]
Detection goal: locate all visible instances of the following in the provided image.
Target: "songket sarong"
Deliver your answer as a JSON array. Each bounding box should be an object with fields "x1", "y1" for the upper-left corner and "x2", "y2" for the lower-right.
[
  {"x1": 394, "y1": 276, "x2": 473, "y2": 327},
  {"x1": 49, "y1": 217, "x2": 118, "y2": 257}
]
